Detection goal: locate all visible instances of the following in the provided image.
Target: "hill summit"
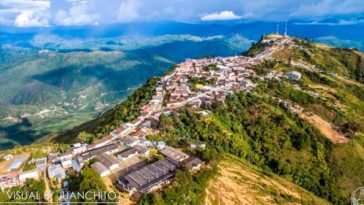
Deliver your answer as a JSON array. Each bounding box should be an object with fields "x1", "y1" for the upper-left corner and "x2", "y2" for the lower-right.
[
  {"x1": 57, "y1": 34, "x2": 363, "y2": 204},
  {"x1": 1, "y1": 35, "x2": 363, "y2": 204}
]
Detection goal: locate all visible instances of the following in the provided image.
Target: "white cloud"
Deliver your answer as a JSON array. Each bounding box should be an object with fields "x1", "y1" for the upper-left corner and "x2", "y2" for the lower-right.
[
  {"x1": 117, "y1": 0, "x2": 142, "y2": 22},
  {"x1": 54, "y1": 3, "x2": 99, "y2": 26},
  {"x1": 201, "y1": 10, "x2": 242, "y2": 21},
  {"x1": 0, "y1": 0, "x2": 363, "y2": 26},
  {"x1": 14, "y1": 10, "x2": 49, "y2": 27},
  {"x1": 0, "y1": 0, "x2": 50, "y2": 27}
]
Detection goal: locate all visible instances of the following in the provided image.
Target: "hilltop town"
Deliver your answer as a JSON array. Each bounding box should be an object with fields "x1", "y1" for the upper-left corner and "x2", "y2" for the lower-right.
[{"x1": 0, "y1": 34, "x2": 356, "y2": 203}]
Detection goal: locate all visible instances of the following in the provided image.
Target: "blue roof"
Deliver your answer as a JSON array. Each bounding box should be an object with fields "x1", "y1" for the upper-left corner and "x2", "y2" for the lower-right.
[
  {"x1": 72, "y1": 160, "x2": 81, "y2": 171},
  {"x1": 48, "y1": 164, "x2": 66, "y2": 180},
  {"x1": 7, "y1": 157, "x2": 26, "y2": 171}
]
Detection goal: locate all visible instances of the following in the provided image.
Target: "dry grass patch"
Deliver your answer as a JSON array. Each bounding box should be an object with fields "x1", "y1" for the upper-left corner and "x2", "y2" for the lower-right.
[{"x1": 205, "y1": 158, "x2": 329, "y2": 205}]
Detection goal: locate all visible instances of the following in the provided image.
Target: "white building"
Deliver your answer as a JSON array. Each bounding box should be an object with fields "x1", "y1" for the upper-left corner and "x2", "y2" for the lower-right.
[
  {"x1": 97, "y1": 154, "x2": 120, "y2": 171},
  {"x1": 48, "y1": 164, "x2": 66, "y2": 181},
  {"x1": 72, "y1": 143, "x2": 88, "y2": 155},
  {"x1": 3, "y1": 154, "x2": 13, "y2": 161},
  {"x1": 122, "y1": 136, "x2": 141, "y2": 148},
  {"x1": 61, "y1": 159, "x2": 73, "y2": 169},
  {"x1": 19, "y1": 169, "x2": 40, "y2": 183},
  {"x1": 91, "y1": 162, "x2": 110, "y2": 177}
]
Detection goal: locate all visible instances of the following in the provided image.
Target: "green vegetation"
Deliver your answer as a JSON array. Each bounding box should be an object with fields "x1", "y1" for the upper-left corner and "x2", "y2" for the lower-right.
[
  {"x1": 139, "y1": 166, "x2": 218, "y2": 205},
  {"x1": 253, "y1": 60, "x2": 278, "y2": 75},
  {"x1": 53, "y1": 77, "x2": 160, "y2": 143},
  {"x1": 36, "y1": 36, "x2": 364, "y2": 204},
  {"x1": 188, "y1": 77, "x2": 217, "y2": 91},
  {"x1": 0, "y1": 38, "x2": 243, "y2": 149},
  {"x1": 152, "y1": 91, "x2": 351, "y2": 204},
  {"x1": 202, "y1": 64, "x2": 219, "y2": 71},
  {"x1": 328, "y1": 48, "x2": 364, "y2": 83},
  {"x1": 67, "y1": 166, "x2": 116, "y2": 203},
  {"x1": 0, "y1": 179, "x2": 46, "y2": 202},
  {"x1": 243, "y1": 36, "x2": 271, "y2": 57},
  {"x1": 23, "y1": 161, "x2": 36, "y2": 171}
]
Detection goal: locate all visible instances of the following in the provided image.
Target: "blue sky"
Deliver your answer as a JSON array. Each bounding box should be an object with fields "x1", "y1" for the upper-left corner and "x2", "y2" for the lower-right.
[{"x1": 0, "y1": 0, "x2": 363, "y2": 27}]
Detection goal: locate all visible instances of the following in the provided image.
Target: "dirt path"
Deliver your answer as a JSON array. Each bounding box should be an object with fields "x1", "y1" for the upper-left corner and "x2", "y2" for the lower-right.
[
  {"x1": 103, "y1": 176, "x2": 115, "y2": 192},
  {"x1": 299, "y1": 112, "x2": 349, "y2": 143},
  {"x1": 44, "y1": 169, "x2": 53, "y2": 203},
  {"x1": 278, "y1": 96, "x2": 350, "y2": 144}
]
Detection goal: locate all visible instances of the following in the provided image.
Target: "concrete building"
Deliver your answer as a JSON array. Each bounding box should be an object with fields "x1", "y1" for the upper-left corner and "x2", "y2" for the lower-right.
[
  {"x1": 34, "y1": 158, "x2": 47, "y2": 170},
  {"x1": 91, "y1": 162, "x2": 110, "y2": 177},
  {"x1": 19, "y1": 169, "x2": 40, "y2": 183},
  {"x1": 48, "y1": 164, "x2": 66, "y2": 181},
  {"x1": 81, "y1": 143, "x2": 119, "y2": 161},
  {"x1": 72, "y1": 143, "x2": 88, "y2": 155},
  {"x1": 90, "y1": 135, "x2": 112, "y2": 149},
  {"x1": 7, "y1": 157, "x2": 26, "y2": 171},
  {"x1": 183, "y1": 157, "x2": 204, "y2": 172},
  {"x1": 161, "y1": 146, "x2": 189, "y2": 165},
  {"x1": 117, "y1": 148, "x2": 139, "y2": 161},
  {"x1": 122, "y1": 136, "x2": 140, "y2": 148},
  {"x1": 0, "y1": 174, "x2": 19, "y2": 191},
  {"x1": 117, "y1": 158, "x2": 177, "y2": 193},
  {"x1": 97, "y1": 153, "x2": 119, "y2": 171},
  {"x1": 61, "y1": 158, "x2": 73, "y2": 169}
]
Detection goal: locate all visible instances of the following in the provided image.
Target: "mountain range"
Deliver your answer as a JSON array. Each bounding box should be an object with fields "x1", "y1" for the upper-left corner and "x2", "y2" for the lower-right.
[{"x1": 1, "y1": 21, "x2": 364, "y2": 150}]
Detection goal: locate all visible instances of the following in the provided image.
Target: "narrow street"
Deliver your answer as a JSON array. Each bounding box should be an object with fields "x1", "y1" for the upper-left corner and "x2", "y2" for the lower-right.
[{"x1": 44, "y1": 169, "x2": 53, "y2": 203}]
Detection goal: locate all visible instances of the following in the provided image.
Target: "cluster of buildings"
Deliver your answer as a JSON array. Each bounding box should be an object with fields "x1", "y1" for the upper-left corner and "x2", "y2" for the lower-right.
[
  {"x1": 0, "y1": 155, "x2": 43, "y2": 191},
  {"x1": 1, "y1": 35, "x2": 305, "y2": 198},
  {"x1": 157, "y1": 56, "x2": 257, "y2": 112}
]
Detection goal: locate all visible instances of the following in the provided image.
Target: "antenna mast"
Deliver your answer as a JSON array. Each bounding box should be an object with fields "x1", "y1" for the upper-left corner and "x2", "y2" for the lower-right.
[
  {"x1": 276, "y1": 23, "x2": 279, "y2": 35},
  {"x1": 284, "y1": 21, "x2": 288, "y2": 36}
]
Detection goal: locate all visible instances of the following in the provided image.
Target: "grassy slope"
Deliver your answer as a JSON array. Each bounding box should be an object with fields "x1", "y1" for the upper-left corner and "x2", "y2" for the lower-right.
[
  {"x1": 145, "y1": 37, "x2": 364, "y2": 204},
  {"x1": 252, "y1": 37, "x2": 364, "y2": 203},
  {"x1": 206, "y1": 156, "x2": 329, "y2": 205},
  {"x1": 50, "y1": 77, "x2": 160, "y2": 143}
]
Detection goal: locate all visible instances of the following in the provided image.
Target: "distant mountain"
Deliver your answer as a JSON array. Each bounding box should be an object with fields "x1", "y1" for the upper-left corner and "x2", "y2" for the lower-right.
[
  {"x1": 1, "y1": 20, "x2": 364, "y2": 149},
  {"x1": 1, "y1": 21, "x2": 364, "y2": 47},
  {"x1": 0, "y1": 36, "x2": 246, "y2": 149}
]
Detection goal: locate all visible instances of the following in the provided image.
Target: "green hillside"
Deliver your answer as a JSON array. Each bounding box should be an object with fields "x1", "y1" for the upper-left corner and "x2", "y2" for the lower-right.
[
  {"x1": 0, "y1": 38, "x2": 244, "y2": 149},
  {"x1": 57, "y1": 36, "x2": 364, "y2": 204}
]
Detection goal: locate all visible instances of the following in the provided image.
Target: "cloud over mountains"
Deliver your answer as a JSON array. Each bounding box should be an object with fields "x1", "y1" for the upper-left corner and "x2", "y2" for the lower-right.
[
  {"x1": 0, "y1": 0, "x2": 363, "y2": 27},
  {"x1": 201, "y1": 11, "x2": 243, "y2": 21}
]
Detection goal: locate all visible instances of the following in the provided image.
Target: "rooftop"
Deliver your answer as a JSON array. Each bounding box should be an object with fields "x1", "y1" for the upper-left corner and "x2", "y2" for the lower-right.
[
  {"x1": 122, "y1": 158, "x2": 177, "y2": 192},
  {"x1": 161, "y1": 146, "x2": 189, "y2": 163},
  {"x1": 7, "y1": 157, "x2": 26, "y2": 171},
  {"x1": 97, "y1": 153, "x2": 119, "y2": 168},
  {"x1": 91, "y1": 162, "x2": 109, "y2": 175},
  {"x1": 83, "y1": 143, "x2": 118, "y2": 158}
]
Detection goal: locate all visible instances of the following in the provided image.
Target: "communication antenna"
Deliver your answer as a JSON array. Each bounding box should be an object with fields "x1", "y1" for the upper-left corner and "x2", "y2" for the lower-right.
[
  {"x1": 284, "y1": 20, "x2": 288, "y2": 36},
  {"x1": 276, "y1": 23, "x2": 279, "y2": 35}
]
